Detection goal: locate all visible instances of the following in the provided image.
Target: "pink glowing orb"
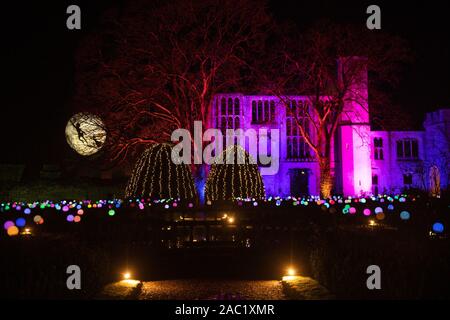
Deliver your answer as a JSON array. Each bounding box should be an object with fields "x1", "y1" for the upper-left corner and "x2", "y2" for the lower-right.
[
  {"x1": 349, "y1": 207, "x2": 357, "y2": 214},
  {"x1": 363, "y1": 208, "x2": 371, "y2": 216},
  {"x1": 4, "y1": 221, "x2": 14, "y2": 230}
]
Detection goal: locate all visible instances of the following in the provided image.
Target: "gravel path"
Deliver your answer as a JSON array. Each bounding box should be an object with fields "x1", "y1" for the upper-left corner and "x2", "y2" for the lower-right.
[
  {"x1": 139, "y1": 280, "x2": 286, "y2": 300},
  {"x1": 99, "y1": 278, "x2": 332, "y2": 300}
]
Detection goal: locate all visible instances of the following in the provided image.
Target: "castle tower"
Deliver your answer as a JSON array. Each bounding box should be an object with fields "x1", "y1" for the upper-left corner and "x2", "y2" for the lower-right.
[{"x1": 337, "y1": 57, "x2": 372, "y2": 196}]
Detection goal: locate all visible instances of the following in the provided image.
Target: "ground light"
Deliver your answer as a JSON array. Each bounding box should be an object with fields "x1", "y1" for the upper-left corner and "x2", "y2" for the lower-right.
[
  {"x1": 120, "y1": 271, "x2": 140, "y2": 286},
  {"x1": 21, "y1": 228, "x2": 32, "y2": 236},
  {"x1": 282, "y1": 266, "x2": 299, "y2": 281},
  {"x1": 228, "y1": 217, "x2": 235, "y2": 223}
]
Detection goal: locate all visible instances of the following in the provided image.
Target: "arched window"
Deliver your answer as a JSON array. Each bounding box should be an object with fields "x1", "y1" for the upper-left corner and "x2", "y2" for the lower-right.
[
  {"x1": 221, "y1": 98, "x2": 226, "y2": 116},
  {"x1": 227, "y1": 98, "x2": 233, "y2": 115},
  {"x1": 397, "y1": 139, "x2": 419, "y2": 159},
  {"x1": 270, "y1": 101, "x2": 275, "y2": 122},
  {"x1": 227, "y1": 116, "x2": 233, "y2": 129},
  {"x1": 257, "y1": 101, "x2": 263, "y2": 122},
  {"x1": 234, "y1": 117, "x2": 240, "y2": 129},
  {"x1": 252, "y1": 101, "x2": 257, "y2": 123},
  {"x1": 372, "y1": 174, "x2": 378, "y2": 185},
  {"x1": 291, "y1": 100, "x2": 297, "y2": 114},
  {"x1": 234, "y1": 98, "x2": 240, "y2": 115},
  {"x1": 264, "y1": 101, "x2": 269, "y2": 122},
  {"x1": 287, "y1": 137, "x2": 292, "y2": 158},
  {"x1": 374, "y1": 138, "x2": 383, "y2": 160},
  {"x1": 286, "y1": 99, "x2": 309, "y2": 161},
  {"x1": 220, "y1": 117, "x2": 227, "y2": 130}
]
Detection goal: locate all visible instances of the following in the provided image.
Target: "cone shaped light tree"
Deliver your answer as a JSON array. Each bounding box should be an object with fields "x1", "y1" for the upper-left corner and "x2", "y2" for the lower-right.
[
  {"x1": 205, "y1": 145, "x2": 265, "y2": 201},
  {"x1": 125, "y1": 144, "x2": 197, "y2": 201}
]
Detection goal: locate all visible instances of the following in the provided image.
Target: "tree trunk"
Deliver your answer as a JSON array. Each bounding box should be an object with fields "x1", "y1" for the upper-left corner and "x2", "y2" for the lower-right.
[
  {"x1": 319, "y1": 157, "x2": 333, "y2": 198},
  {"x1": 193, "y1": 164, "x2": 207, "y2": 204}
]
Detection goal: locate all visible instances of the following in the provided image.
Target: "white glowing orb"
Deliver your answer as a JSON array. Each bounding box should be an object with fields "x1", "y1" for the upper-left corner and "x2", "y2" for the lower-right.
[{"x1": 65, "y1": 113, "x2": 107, "y2": 156}]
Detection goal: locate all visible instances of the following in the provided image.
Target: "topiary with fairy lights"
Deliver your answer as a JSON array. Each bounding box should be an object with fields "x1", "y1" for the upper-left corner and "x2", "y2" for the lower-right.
[
  {"x1": 205, "y1": 145, "x2": 265, "y2": 201},
  {"x1": 125, "y1": 144, "x2": 197, "y2": 201}
]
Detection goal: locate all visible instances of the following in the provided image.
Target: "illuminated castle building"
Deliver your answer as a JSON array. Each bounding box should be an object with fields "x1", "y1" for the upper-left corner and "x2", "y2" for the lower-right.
[{"x1": 208, "y1": 59, "x2": 450, "y2": 197}]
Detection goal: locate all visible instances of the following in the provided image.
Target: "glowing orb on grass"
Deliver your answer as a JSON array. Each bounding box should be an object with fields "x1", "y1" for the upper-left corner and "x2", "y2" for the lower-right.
[
  {"x1": 363, "y1": 208, "x2": 371, "y2": 216},
  {"x1": 4, "y1": 221, "x2": 14, "y2": 230},
  {"x1": 376, "y1": 212, "x2": 385, "y2": 220},
  {"x1": 74, "y1": 216, "x2": 81, "y2": 223},
  {"x1": 33, "y1": 215, "x2": 43, "y2": 224},
  {"x1": 400, "y1": 211, "x2": 410, "y2": 220},
  {"x1": 15, "y1": 218, "x2": 26, "y2": 227},
  {"x1": 387, "y1": 204, "x2": 394, "y2": 211},
  {"x1": 24, "y1": 208, "x2": 31, "y2": 215},
  {"x1": 7, "y1": 226, "x2": 19, "y2": 236},
  {"x1": 65, "y1": 112, "x2": 107, "y2": 156},
  {"x1": 67, "y1": 215, "x2": 74, "y2": 222},
  {"x1": 349, "y1": 207, "x2": 357, "y2": 214},
  {"x1": 432, "y1": 222, "x2": 444, "y2": 233},
  {"x1": 375, "y1": 207, "x2": 383, "y2": 214},
  {"x1": 77, "y1": 209, "x2": 84, "y2": 215},
  {"x1": 108, "y1": 209, "x2": 115, "y2": 216}
]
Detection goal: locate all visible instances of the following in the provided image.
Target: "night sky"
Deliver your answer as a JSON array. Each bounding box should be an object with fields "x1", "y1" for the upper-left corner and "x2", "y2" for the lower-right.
[{"x1": 1, "y1": 0, "x2": 449, "y2": 168}]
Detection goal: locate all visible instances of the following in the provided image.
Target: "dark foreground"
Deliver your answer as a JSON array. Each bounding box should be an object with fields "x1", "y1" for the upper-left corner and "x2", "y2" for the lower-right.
[{"x1": 1, "y1": 196, "x2": 449, "y2": 299}]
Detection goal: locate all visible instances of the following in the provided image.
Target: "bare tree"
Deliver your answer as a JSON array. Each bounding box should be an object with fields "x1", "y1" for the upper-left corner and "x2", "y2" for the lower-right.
[
  {"x1": 257, "y1": 22, "x2": 412, "y2": 197},
  {"x1": 72, "y1": 0, "x2": 272, "y2": 167}
]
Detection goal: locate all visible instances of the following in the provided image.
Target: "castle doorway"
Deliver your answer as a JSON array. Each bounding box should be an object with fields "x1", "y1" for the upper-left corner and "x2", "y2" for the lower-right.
[{"x1": 289, "y1": 169, "x2": 309, "y2": 196}]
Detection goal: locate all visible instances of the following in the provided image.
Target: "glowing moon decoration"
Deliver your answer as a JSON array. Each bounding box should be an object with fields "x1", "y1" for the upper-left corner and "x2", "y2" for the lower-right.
[{"x1": 65, "y1": 113, "x2": 107, "y2": 156}]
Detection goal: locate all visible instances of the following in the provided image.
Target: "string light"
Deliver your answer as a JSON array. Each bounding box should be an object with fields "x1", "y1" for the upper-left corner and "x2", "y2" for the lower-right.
[
  {"x1": 205, "y1": 145, "x2": 265, "y2": 201},
  {"x1": 125, "y1": 144, "x2": 197, "y2": 201}
]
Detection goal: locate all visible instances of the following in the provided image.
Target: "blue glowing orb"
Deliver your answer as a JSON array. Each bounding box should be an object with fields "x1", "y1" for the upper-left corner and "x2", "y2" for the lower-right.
[
  {"x1": 15, "y1": 218, "x2": 26, "y2": 227},
  {"x1": 432, "y1": 222, "x2": 444, "y2": 233},
  {"x1": 400, "y1": 211, "x2": 410, "y2": 220}
]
